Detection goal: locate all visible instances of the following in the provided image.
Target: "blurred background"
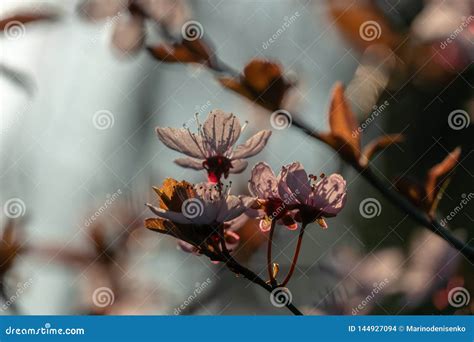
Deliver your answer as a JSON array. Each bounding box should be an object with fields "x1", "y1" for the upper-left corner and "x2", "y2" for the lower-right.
[{"x1": 0, "y1": 0, "x2": 473, "y2": 315}]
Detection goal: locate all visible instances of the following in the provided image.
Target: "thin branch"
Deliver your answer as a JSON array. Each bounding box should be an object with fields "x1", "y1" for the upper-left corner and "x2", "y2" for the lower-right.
[{"x1": 224, "y1": 255, "x2": 303, "y2": 316}]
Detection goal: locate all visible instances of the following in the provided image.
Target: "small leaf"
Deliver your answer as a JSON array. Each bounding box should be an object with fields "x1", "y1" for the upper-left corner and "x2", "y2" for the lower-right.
[
  {"x1": 272, "y1": 262, "x2": 279, "y2": 279},
  {"x1": 320, "y1": 83, "x2": 361, "y2": 164},
  {"x1": 394, "y1": 176, "x2": 427, "y2": 210},
  {"x1": 0, "y1": 11, "x2": 58, "y2": 31},
  {"x1": 147, "y1": 39, "x2": 213, "y2": 66},
  {"x1": 361, "y1": 133, "x2": 404, "y2": 166},
  {"x1": 316, "y1": 218, "x2": 328, "y2": 229},
  {"x1": 328, "y1": 83, "x2": 360, "y2": 153},
  {"x1": 424, "y1": 147, "x2": 461, "y2": 208},
  {"x1": 217, "y1": 77, "x2": 254, "y2": 101}
]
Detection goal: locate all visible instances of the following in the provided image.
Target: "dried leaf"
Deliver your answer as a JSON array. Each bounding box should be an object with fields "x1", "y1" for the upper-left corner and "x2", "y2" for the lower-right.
[
  {"x1": 272, "y1": 262, "x2": 279, "y2": 279},
  {"x1": 148, "y1": 39, "x2": 212, "y2": 66},
  {"x1": 424, "y1": 147, "x2": 461, "y2": 207},
  {"x1": 320, "y1": 83, "x2": 361, "y2": 164},
  {"x1": 219, "y1": 59, "x2": 292, "y2": 111},
  {"x1": 0, "y1": 12, "x2": 58, "y2": 31},
  {"x1": 242, "y1": 59, "x2": 292, "y2": 111},
  {"x1": 394, "y1": 176, "x2": 427, "y2": 210},
  {"x1": 361, "y1": 133, "x2": 404, "y2": 166},
  {"x1": 217, "y1": 77, "x2": 254, "y2": 103}
]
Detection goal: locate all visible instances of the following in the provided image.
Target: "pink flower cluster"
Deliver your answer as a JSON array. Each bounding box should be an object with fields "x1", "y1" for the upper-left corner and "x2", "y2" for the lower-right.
[{"x1": 146, "y1": 109, "x2": 347, "y2": 258}]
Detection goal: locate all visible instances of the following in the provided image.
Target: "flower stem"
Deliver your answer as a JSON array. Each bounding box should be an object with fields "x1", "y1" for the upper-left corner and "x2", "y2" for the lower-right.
[
  {"x1": 281, "y1": 224, "x2": 306, "y2": 287},
  {"x1": 267, "y1": 220, "x2": 277, "y2": 287}
]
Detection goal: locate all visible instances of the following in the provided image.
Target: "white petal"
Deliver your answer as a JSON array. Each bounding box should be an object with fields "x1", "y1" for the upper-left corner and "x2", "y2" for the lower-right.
[
  {"x1": 217, "y1": 195, "x2": 248, "y2": 223},
  {"x1": 136, "y1": 0, "x2": 190, "y2": 31},
  {"x1": 203, "y1": 110, "x2": 241, "y2": 155},
  {"x1": 232, "y1": 130, "x2": 272, "y2": 160},
  {"x1": 78, "y1": 0, "x2": 127, "y2": 20},
  {"x1": 146, "y1": 204, "x2": 192, "y2": 224},
  {"x1": 277, "y1": 162, "x2": 310, "y2": 204},
  {"x1": 229, "y1": 159, "x2": 248, "y2": 174},
  {"x1": 174, "y1": 157, "x2": 204, "y2": 170},
  {"x1": 156, "y1": 127, "x2": 206, "y2": 159},
  {"x1": 248, "y1": 162, "x2": 278, "y2": 198},
  {"x1": 112, "y1": 14, "x2": 146, "y2": 55}
]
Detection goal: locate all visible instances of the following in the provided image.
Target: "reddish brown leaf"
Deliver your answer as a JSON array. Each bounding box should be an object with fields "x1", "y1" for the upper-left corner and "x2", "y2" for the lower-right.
[
  {"x1": 425, "y1": 147, "x2": 461, "y2": 206},
  {"x1": 148, "y1": 44, "x2": 196, "y2": 63},
  {"x1": 148, "y1": 39, "x2": 213, "y2": 66},
  {"x1": 241, "y1": 59, "x2": 292, "y2": 111},
  {"x1": 182, "y1": 39, "x2": 213, "y2": 65},
  {"x1": 0, "y1": 12, "x2": 58, "y2": 31},
  {"x1": 321, "y1": 83, "x2": 361, "y2": 164},
  {"x1": 394, "y1": 176, "x2": 427, "y2": 210},
  {"x1": 218, "y1": 77, "x2": 254, "y2": 102},
  {"x1": 361, "y1": 134, "x2": 404, "y2": 166}
]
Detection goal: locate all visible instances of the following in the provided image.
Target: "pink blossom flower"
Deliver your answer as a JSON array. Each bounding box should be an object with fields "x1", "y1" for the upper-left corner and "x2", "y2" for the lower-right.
[
  {"x1": 249, "y1": 162, "x2": 347, "y2": 230},
  {"x1": 145, "y1": 178, "x2": 255, "y2": 261},
  {"x1": 156, "y1": 109, "x2": 272, "y2": 183}
]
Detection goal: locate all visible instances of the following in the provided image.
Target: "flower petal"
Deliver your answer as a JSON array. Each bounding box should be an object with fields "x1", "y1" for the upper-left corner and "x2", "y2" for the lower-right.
[
  {"x1": 224, "y1": 230, "x2": 240, "y2": 251},
  {"x1": 232, "y1": 130, "x2": 272, "y2": 160},
  {"x1": 174, "y1": 157, "x2": 204, "y2": 170},
  {"x1": 217, "y1": 195, "x2": 254, "y2": 223},
  {"x1": 202, "y1": 110, "x2": 241, "y2": 155},
  {"x1": 156, "y1": 127, "x2": 206, "y2": 159},
  {"x1": 78, "y1": 0, "x2": 127, "y2": 20},
  {"x1": 112, "y1": 14, "x2": 146, "y2": 55},
  {"x1": 278, "y1": 162, "x2": 311, "y2": 204},
  {"x1": 229, "y1": 159, "x2": 248, "y2": 174},
  {"x1": 146, "y1": 203, "x2": 192, "y2": 224},
  {"x1": 248, "y1": 162, "x2": 278, "y2": 198},
  {"x1": 309, "y1": 173, "x2": 347, "y2": 215}
]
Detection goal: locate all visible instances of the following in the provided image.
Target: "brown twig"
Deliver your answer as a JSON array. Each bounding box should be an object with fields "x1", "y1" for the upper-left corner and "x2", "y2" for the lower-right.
[{"x1": 224, "y1": 254, "x2": 303, "y2": 316}]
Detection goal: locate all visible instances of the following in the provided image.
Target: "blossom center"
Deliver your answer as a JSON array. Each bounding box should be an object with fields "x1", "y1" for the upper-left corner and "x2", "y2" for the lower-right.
[{"x1": 202, "y1": 156, "x2": 233, "y2": 183}]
